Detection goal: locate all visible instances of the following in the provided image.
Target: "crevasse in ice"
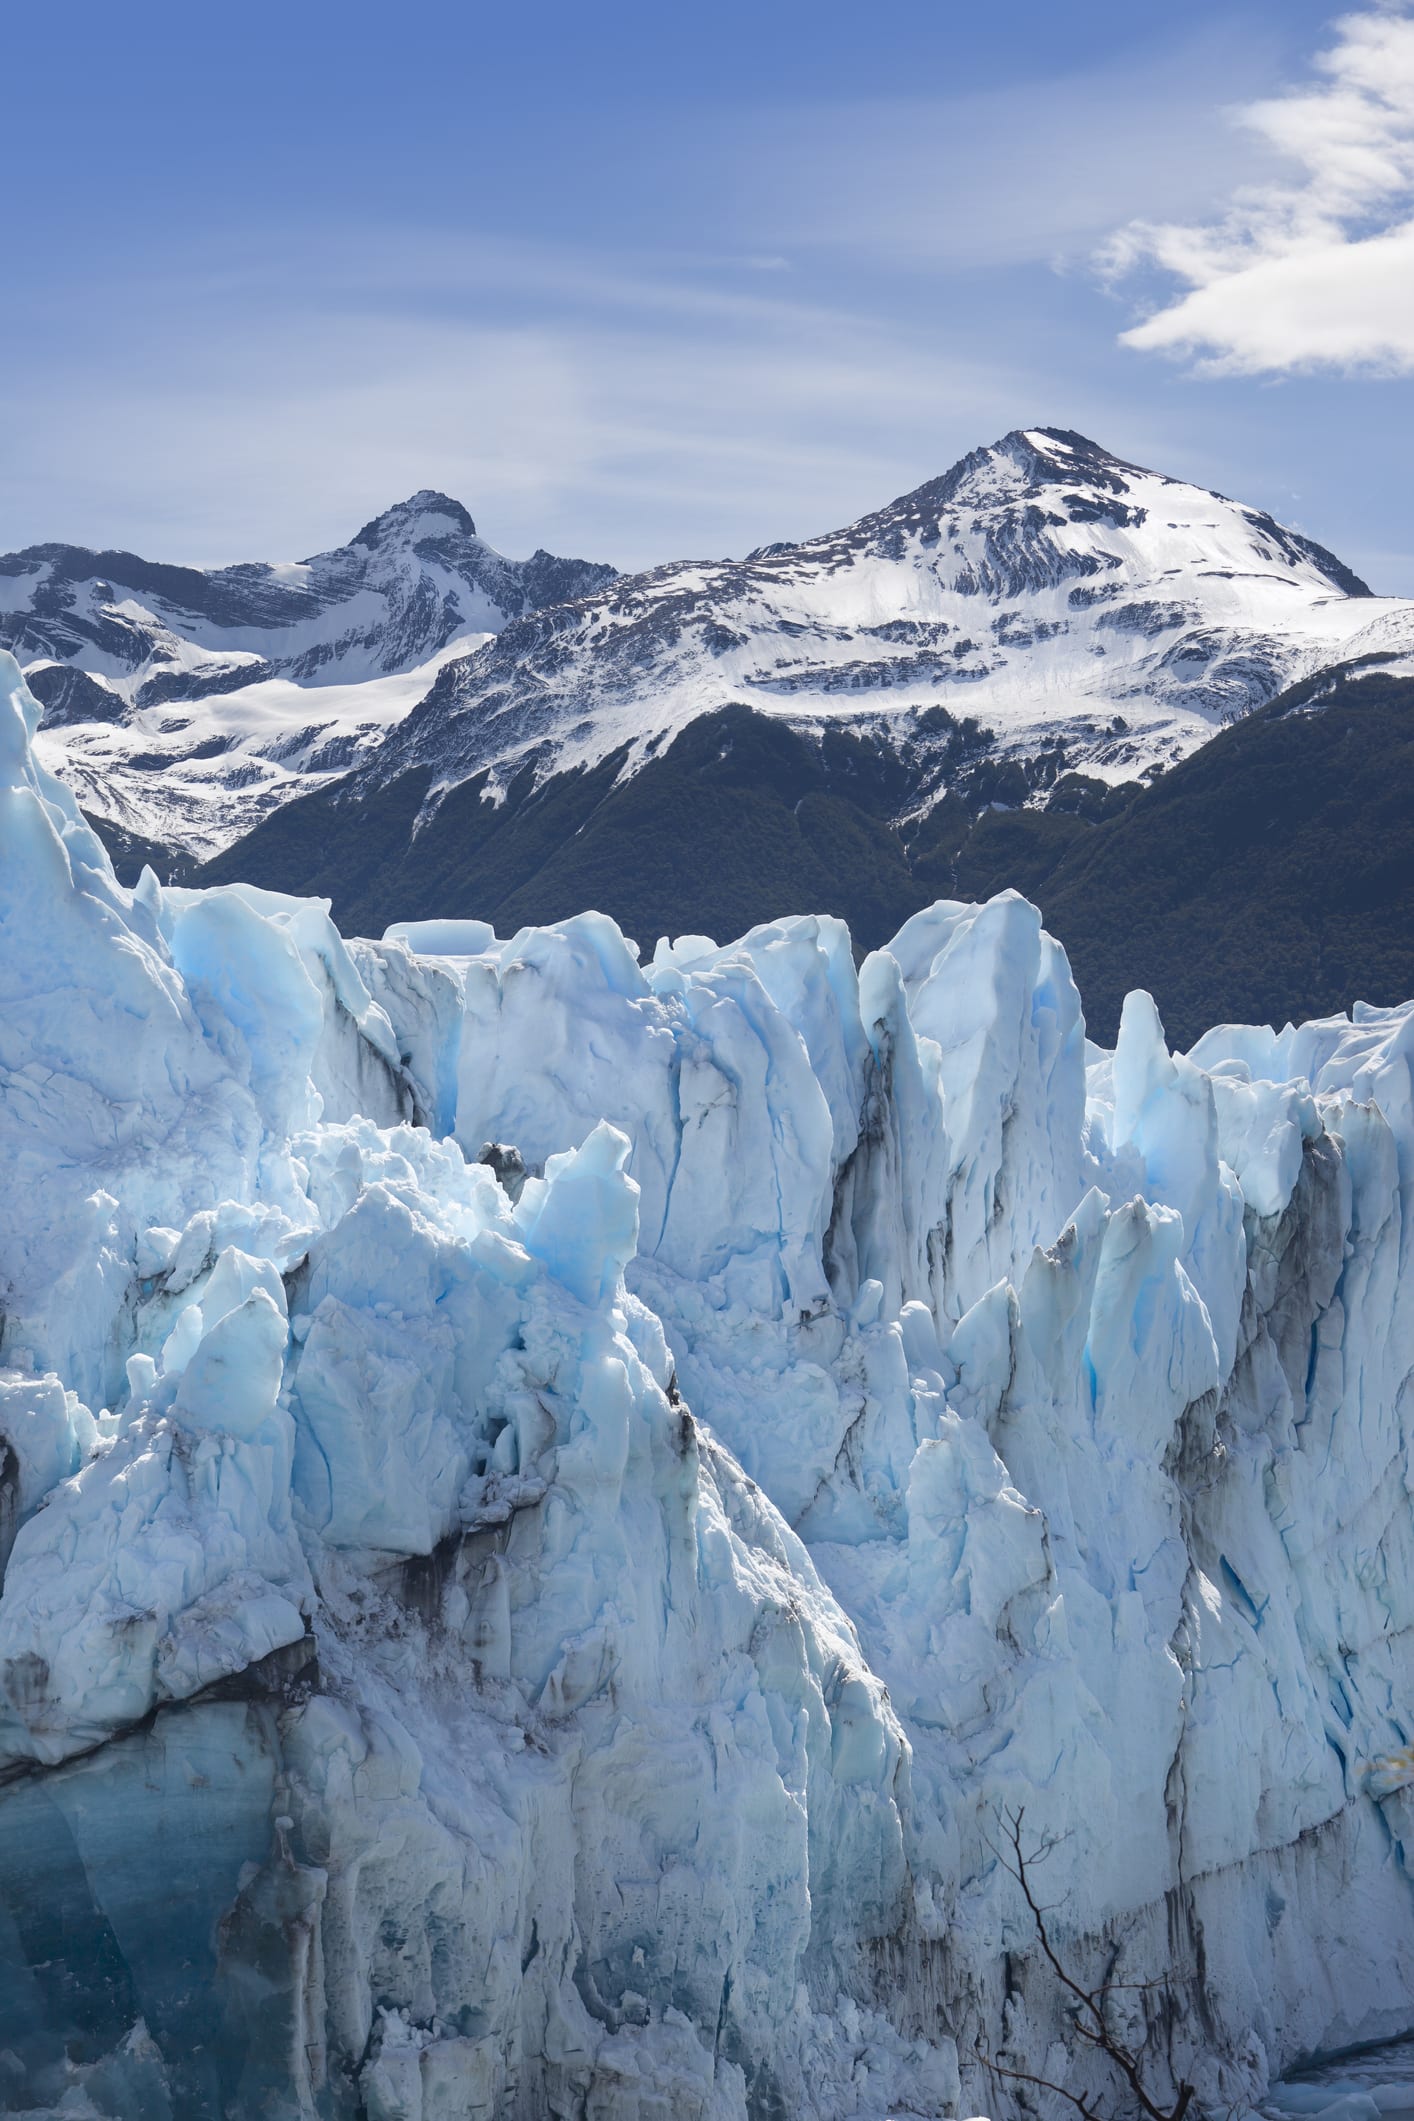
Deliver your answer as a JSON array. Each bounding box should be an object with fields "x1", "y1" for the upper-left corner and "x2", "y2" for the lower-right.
[{"x1": 1, "y1": 649, "x2": 1413, "y2": 2119}]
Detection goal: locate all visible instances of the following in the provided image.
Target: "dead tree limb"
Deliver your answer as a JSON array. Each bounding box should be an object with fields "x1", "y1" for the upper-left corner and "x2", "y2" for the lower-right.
[{"x1": 982, "y1": 1806, "x2": 1195, "y2": 2121}]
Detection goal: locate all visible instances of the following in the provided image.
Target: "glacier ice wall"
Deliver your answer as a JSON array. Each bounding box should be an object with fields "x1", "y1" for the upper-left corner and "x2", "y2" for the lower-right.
[{"x1": 2, "y1": 648, "x2": 1414, "y2": 2119}]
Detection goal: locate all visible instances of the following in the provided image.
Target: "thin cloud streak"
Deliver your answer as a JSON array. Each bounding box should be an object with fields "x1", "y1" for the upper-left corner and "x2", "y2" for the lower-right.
[
  {"x1": 0, "y1": 244, "x2": 1039, "y2": 568},
  {"x1": 713, "y1": 23, "x2": 1285, "y2": 270}
]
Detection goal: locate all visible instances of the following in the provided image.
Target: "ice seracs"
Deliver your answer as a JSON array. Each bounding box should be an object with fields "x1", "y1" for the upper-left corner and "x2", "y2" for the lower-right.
[{"x1": 2, "y1": 647, "x2": 1414, "y2": 2117}]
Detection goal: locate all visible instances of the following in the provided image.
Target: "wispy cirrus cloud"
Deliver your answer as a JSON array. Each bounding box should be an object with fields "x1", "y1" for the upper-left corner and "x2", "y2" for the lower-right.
[
  {"x1": 1102, "y1": 7, "x2": 1414, "y2": 374},
  {"x1": 719, "y1": 24, "x2": 1282, "y2": 273},
  {"x1": 0, "y1": 232, "x2": 1036, "y2": 569}
]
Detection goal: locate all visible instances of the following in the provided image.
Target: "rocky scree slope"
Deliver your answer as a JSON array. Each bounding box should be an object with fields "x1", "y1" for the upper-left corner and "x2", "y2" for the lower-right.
[{"x1": 3, "y1": 652, "x2": 1414, "y2": 2118}]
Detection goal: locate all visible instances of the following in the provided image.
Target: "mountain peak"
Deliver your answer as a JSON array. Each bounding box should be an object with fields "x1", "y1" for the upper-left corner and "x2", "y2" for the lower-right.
[
  {"x1": 877, "y1": 428, "x2": 1143, "y2": 526},
  {"x1": 967, "y1": 425, "x2": 1144, "y2": 496},
  {"x1": 1001, "y1": 426, "x2": 1133, "y2": 475},
  {"x1": 347, "y1": 490, "x2": 479, "y2": 551},
  {"x1": 865, "y1": 429, "x2": 1370, "y2": 599}
]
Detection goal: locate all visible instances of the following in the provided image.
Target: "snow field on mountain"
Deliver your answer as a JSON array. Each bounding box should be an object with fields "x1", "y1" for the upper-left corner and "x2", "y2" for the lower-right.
[
  {"x1": 33, "y1": 632, "x2": 492, "y2": 860},
  {"x1": 2, "y1": 489, "x2": 612, "y2": 862},
  {"x1": 2, "y1": 646, "x2": 1414, "y2": 2117}
]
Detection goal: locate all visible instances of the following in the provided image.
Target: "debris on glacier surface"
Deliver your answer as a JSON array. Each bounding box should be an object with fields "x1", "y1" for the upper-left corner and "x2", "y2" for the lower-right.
[{"x1": 2, "y1": 644, "x2": 1414, "y2": 2117}]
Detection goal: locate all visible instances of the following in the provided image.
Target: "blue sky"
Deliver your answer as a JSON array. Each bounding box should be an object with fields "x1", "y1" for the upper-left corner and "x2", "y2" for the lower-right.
[{"x1": 5, "y1": 0, "x2": 1413, "y2": 588}]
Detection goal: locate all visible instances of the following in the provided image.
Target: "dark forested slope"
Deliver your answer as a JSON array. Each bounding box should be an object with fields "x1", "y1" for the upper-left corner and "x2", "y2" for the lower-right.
[
  {"x1": 1028, "y1": 660, "x2": 1414, "y2": 1046},
  {"x1": 130, "y1": 660, "x2": 1414, "y2": 1051}
]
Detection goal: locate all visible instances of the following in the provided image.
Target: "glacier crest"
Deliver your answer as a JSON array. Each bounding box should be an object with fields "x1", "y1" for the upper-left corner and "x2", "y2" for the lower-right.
[{"x1": 0, "y1": 651, "x2": 1413, "y2": 2119}]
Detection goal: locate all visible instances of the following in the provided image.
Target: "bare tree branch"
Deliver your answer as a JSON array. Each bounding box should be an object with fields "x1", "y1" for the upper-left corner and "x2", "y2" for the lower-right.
[
  {"x1": 979, "y1": 2039, "x2": 1106, "y2": 2121},
  {"x1": 979, "y1": 1806, "x2": 1196, "y2": 2121}
]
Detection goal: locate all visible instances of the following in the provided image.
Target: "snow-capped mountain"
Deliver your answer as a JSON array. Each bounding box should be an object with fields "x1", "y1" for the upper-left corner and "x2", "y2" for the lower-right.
[
  {"x1": 187, "y1": 431, "x2": 1414, "y2": 992},
  {"x1": 366, "y1": 425, "x2": 1412, "y2": 807},
  {"x1": 19, "y1": 428, "x2": 1414, "y2": 888},
  {"x1": 2, "y1": 493, "x2": 614, "y2": 856},
  {"x1": 4, "y1": 648, "x2": 1414, "y2": 2116},
  {"x1": 4, "y1": 489, "x2": 614, "y2": 696}
]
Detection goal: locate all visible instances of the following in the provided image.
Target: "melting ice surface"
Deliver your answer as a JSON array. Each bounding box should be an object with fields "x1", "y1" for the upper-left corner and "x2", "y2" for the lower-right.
[
  {"x1": 1, "y1": 641, "x2": 1414, "y2": 2119},
  {"x1": 1269, "y1": 2037, "x2": 1414, "y2": 2121}
]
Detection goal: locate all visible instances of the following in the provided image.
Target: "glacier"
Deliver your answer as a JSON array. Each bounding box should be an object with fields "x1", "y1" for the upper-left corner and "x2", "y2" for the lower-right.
[{"x1": 1, "y1": 642, "x2": 1414, "y2": 2119}]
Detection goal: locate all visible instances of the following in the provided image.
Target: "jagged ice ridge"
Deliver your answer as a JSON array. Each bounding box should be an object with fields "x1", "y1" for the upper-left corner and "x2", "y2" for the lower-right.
[{"x1": 1, "y1": 649, "x2": 1414, "y2": 2119}]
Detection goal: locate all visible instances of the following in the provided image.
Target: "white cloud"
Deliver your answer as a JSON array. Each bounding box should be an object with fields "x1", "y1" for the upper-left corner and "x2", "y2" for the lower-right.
[{"x1": 1103, "y1": 7, "x2": 1414, "y2": 373}]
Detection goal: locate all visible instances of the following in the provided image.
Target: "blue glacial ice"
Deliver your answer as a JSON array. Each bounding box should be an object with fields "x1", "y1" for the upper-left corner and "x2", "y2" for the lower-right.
[{"x1": 2, "y1": 648, "x2": 1414, "y2": 2117}]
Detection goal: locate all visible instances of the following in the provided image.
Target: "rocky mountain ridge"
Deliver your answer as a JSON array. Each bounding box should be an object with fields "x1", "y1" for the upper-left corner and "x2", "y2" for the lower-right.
[
  {"x1": 17, "y1": 427, "x2": 1414, "y2": 900},
  {"x1": 3, "y1": 488, "x2": 615, "y2": 701},
  {"x1": 363, "y1": 425, "x2": 1408, "y2": 815},
  {"x1": 3, "y1": 492, "x2": 614, "y2": 856}
]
